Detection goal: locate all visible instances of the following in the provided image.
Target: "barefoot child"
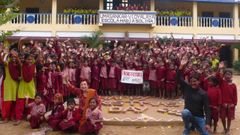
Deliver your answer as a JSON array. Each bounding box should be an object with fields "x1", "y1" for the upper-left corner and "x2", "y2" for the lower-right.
[
  {"x1": 217, "y1": 67, "x2": 238, "y2": 134},
  {"x1": 26, "y1": 94, "x2": 46, "y2": 129},
  {"x1": 166, "y1": 63, "x2": 176, "y2": 99},
  {"x1": 206, "y1": 76, "x2": 221, "y2": 133}
]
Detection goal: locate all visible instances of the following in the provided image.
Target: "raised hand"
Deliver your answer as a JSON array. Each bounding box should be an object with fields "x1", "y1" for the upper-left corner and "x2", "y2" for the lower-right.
[
  {"x1": 180, "y1": 56, "x2": 188, "y2": 66},
  {"x1": 219, "y1": 62, "x2": 225, "y2": 68},
  {"x1": 10, "y1": 49, "x2": 18, "y2": 57}
]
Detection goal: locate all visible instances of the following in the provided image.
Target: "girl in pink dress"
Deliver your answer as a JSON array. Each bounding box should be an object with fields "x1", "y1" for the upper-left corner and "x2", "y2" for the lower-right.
[
  {"x1": 80, "y1": 61, "x2": 91, "y2": 84},
  {"x1": 82, "y1": 97, "x2": 103, "y2": 134},
  {"x1": 26, "y1": 94, "x2": 46, "y2": 129}
]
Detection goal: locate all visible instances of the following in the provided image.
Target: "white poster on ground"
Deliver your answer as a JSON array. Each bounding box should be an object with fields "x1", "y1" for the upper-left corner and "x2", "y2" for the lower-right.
[{"x1": 121, "y1": 70, "x2": 143, "y2": 84}]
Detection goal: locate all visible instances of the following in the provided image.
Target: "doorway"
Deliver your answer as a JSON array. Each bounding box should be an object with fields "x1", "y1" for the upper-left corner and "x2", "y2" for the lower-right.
[{"x1": 219, "y1": 44, "x2": 233, "y2": 68}]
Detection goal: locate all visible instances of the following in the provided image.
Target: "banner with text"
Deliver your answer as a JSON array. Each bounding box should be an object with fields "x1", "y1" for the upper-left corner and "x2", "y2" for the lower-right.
[
  {"x1": 121, "y1": 70, "x2": 143, "y2": 84},
  {"x1": 99, "y1": 11, "x2": 156, "y2": 25}
]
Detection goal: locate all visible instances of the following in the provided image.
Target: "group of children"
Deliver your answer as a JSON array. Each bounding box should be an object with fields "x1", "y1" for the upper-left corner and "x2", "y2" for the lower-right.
[
  {"x1": 0, "y1": 37, "x2": 237, "y2": 134},
  {"x1": 25, "y1": 93, "x2": 102, "y2": 134}
]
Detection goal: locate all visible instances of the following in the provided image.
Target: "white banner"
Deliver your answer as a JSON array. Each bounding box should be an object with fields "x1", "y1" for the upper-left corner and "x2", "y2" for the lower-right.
[
  {"x1": 99, "y1": 11, "x2": 156, "y2": 25},
  {"x1": 121, "y1": 70, "x2": 143, "y2": 84}
]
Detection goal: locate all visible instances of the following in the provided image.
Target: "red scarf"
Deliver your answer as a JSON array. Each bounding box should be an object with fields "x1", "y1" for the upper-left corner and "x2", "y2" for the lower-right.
[
  {"x1": 8, "y1": 62, "x2": 20, "y2": 81},
  {"x1": 22, "y1": 63, "x2": 35, "y2": 82}
]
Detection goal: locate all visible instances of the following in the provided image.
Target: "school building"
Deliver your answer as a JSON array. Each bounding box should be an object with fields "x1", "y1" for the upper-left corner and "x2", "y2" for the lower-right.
[{"x1": 0, "y1": 0, "x2": 240, "y2": 64}]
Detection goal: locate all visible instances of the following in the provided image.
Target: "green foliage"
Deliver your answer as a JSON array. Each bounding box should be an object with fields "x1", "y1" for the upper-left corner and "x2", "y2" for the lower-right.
[
  {"x1": 63, "y1": 9, "x2": 98, "y2": 14},
  {"x1": 0, "y1": 31, "x2": 13, "y2": 42},
  {"x1": 233, "y1": 60, "x2": 240, "y2": 72},
  {"x1": 0, "y1": 0, "x2": 15, "y2": 5},
  {"x1": 82, "y1": 30, "x2": 104, "y2": 48},
  {"x1": 231, "y1": 44, "x2": 240, "y2": 49},
  {"x1": 0, "y1": 0, "x2": 20, "y2": 41},
  {"x1": 0, "y1": 12, "x2": 17, "y2": 25},
  {"x1": 156, "y1": 9, "x2": 192, "y2": 17},
  {"x1": 157, "y1": 36, "x2": 173, "y2": 44}
]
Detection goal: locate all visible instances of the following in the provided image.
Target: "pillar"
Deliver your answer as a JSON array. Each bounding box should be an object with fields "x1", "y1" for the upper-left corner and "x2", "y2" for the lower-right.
[
  {"x1": 52, "y1": 0, "x2": 57, "y2": 25},
  {"x1": 233, "y1": 3, "x2": 239, "y2": 40},
  {"x1": 234, "y1": 48, "x2": 239, "y2": 61},
  {"x1": 193, "y1": 2, "x2": 198, "y2": 29},
  {"x1": 99, "y1": 0, "x2": 104, "y2": 10},
  {"x1": 150, "y1": 0, "x2": 155, "y2": 11},
  {"x1": 51, "y1": 0, "x2": 57, "y2": 36}
]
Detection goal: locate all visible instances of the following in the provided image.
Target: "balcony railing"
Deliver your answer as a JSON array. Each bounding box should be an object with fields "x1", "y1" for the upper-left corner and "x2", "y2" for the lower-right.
[
  {"x1": 1, "y1": 13, "x2": 237, "y2": 29},
  {"x1": 57, "y1": 14, "x2": 98, "y2": 25},
  {"x1": 156, "y1": 16, "x2": 192, "y2": 27},
  {"x1": 11, "y1": 13, "x2": 52, "y2": 24},
  {"x1": 198, "y1": 17, "x2": 233, "y2": 28}
]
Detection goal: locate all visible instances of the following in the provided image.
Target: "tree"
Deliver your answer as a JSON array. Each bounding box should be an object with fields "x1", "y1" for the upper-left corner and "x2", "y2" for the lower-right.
[
  {"x1": 0, "y1": 0, "x2": 20, "y2": 42},
  {"x1": 82, "y1": 30, "x2": 105, "y2": 48}
]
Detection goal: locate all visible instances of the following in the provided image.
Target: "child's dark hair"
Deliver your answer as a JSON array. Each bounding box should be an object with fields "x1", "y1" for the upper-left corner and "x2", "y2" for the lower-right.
[
  {"x1": 224, "y1": 69, "x2": 233, "y2": 75},
  {"x1": 189, "y1": 72, "x2": 200, "y2": 80},
  {"x1": 208, "y1": 76, "x2": 219, "y2": 86},
  {"x1": 35, "y1": 93, "x2": 42, "y2": 98},
  {"x1": 24, "y1": 53, "x2": 31, "y2": 59},
  {"x1": 89, "y1": 97, "x2": 98, "y2": 105},
  {"x1": 67, "y1": 98, "x2": 76, "y2": 105}
]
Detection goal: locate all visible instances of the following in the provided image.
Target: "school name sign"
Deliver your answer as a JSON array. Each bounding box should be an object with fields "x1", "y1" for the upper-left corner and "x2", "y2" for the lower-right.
[
  {"x1": 99, "y1": 10, "x2": 156, "y2": 25},
  {"x1": 121, "y1": 70, "x2": 143, "y2": 84}
]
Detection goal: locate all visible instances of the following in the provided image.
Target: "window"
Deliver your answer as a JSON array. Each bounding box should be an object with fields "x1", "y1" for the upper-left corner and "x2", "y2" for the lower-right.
[
  {"x1": 25, "y1": 8, "x2": 39, "y2": 13},
  {"x1": 219, "y1": 12, "x2": 231, "y2": 18},
  {"x1": 121, "y1": 0, "x2": 128, "y2": 7},
  {"x1": 202, "y1": 12, "x2": 214, "y2": 17},
  {"x1": 106, "y1": 0, "x2": 113, "y2": 10}
]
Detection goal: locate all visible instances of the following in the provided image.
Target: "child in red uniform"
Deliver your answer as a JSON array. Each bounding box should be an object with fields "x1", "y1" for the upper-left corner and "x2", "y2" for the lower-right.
[
  {"x1": 91, "y1": 60, "x2": 100, "y2": 92},
  {"x1": 46, "y1": 93, "x2": 64, "y2": 131},
  {"x1": 156, "y1": 60, "x2": 166, "y2": 98},
  {"x1": 165, "y1": 63, "x2": 177, "y2": 99},
  {"x1": 206, "y1": 76, "x2": 221, "y2": 133},
  {"x1": 217, "y1": 67, "x2": 238, "y2": 134},
  {"x1": 100, "y1": 61, "x2": 108, "y2": 95},
  {"x1": 36, "y1": 65, "x2": 47, "y2": 96},
  {"x1": 116, "y1": 62, "x2": 126, "y2": 95},
  {"x1": 149, "y1": 64, "x2": 158, "y2": 97},
  {"x1": 26, "y1": 94, "x2": 46, "y2": 129},
  {"x1": 82, "y1": 98, "x2": 103, "y2": 135},
  {"x1": 80, "y1": 61, "x2": 91, "y2": 84},
  {"x1": 59, "y1": 98, "x2": 80, "y2": 132},
  {"x1": 108, "y1": 62, "x2": 117, "y2": 95}
]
